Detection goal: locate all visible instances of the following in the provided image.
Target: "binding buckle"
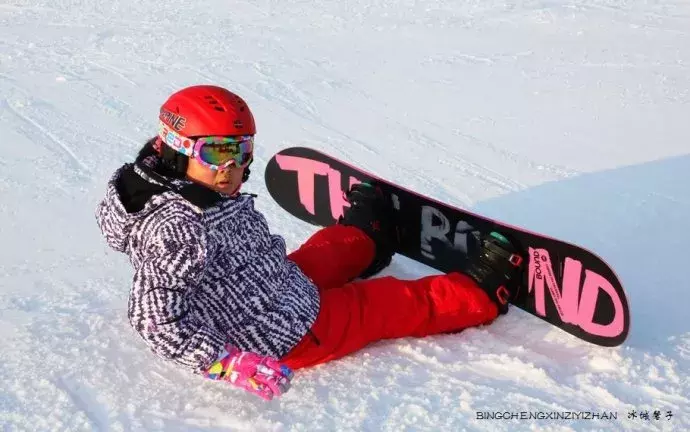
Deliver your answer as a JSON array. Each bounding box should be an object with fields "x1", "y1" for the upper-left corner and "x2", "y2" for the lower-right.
[
  {"x1": 496, "y1": 286, "x2": 510, "y2": 305},
  {"x1": 508, "y1": 254, "x2": 523, "y2": 267}
]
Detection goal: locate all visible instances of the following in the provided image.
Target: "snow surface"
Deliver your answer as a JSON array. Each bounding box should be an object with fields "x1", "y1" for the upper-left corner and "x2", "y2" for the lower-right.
[{"x1": 1, "y1": 0, "x2": 689, "y2": 431}]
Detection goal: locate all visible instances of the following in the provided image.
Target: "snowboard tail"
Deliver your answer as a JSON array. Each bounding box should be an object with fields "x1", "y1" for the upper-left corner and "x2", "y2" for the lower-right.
[{"x1": 265, "y1": 147, "x2": 630, "y2": 347}]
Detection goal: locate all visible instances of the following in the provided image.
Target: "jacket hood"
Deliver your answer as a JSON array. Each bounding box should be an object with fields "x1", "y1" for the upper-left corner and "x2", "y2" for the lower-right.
[
  {"x1": 95, "y1": 161, "x2": 175, "y2": 254},
  {"x1": 96, "y1": 156, "x2": 242, "y2": 255}
]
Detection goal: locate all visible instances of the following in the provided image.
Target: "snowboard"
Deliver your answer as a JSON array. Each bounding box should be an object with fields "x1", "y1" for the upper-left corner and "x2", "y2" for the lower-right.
[{"x1": 264, "y1": 147, "x2": 630, "y2": 347}]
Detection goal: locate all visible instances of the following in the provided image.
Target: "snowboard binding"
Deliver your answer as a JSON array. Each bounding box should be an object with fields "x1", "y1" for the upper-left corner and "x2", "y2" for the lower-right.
[
  {"x1": 465, "y1": 231, "x2": 525, "y2": 314},
  {"x1": 339, "y1": 182, "x2": 397, "y2": 278}
]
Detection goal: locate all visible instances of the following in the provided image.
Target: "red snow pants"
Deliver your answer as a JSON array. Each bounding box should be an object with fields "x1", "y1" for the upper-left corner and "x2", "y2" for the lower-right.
[{"x1": 280, "y1": 224, "x2": 499, "y2": 370}]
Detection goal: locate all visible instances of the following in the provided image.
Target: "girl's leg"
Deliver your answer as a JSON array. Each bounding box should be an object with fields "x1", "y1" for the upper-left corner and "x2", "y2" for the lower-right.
[
  {"x1": 281, "y1": 271, "x2": 500, "y2": 370},
  {"x1": 288, "y1": 224, "x2": 375, "y2": 291}
]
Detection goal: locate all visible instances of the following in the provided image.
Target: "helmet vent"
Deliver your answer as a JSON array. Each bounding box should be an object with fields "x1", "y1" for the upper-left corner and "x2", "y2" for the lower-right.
[{"x1": 204, "y1": 95, "x2": 226, "y2": 112}]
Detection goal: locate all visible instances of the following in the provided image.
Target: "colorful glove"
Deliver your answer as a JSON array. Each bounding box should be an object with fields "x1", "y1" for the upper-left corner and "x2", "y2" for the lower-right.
[{"x1": 203, "y1": 344, "x2": 294, "y2": 401}]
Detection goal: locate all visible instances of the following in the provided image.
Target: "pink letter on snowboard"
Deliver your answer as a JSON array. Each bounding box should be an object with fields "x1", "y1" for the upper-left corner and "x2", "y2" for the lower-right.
[
  {"x1": 577, "y1": 270, "x2": 625, "y2": 337},
  {"x1": 528, "y1": 248, "x2": 624, "y2": 338},
  {"x1": 276, "y1": 155, "x2": 360, "y2": 220}
]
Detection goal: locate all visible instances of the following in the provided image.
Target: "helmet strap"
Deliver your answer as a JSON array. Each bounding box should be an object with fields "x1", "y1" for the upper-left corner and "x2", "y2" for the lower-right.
[{"x1": 242, "y1": 160, "x2": 252, "y2": 183}]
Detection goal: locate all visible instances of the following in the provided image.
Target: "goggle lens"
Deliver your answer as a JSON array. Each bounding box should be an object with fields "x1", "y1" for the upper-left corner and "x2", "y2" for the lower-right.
[{"x1": 197, "y1": 137, "x2": 254, "y2": 168}]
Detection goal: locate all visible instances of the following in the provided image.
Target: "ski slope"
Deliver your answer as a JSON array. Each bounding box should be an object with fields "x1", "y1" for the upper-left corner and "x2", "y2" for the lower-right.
[{"x1": 1, "y1": 0, "x2": 689, "y2": 430}]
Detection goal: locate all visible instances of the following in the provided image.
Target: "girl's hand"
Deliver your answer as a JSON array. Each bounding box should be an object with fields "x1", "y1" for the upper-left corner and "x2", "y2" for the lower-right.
[{"x1": 204, "y1": 344, "x2": 294, "y2": 401}]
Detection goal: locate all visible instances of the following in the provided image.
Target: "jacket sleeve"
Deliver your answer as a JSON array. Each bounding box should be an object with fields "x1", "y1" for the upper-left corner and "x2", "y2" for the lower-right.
[
  {"x1": 95, "y1": 170, "x2": 133, "y2": 254},
  {"x1": 128, "y1": 208, "x2": 226, "y2": 374}
]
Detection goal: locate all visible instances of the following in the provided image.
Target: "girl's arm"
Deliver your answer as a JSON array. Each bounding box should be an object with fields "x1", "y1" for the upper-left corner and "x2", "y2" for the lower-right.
[
  {"x1": 128, "y1": 211, "x2": 224, "y2": 372},
  {"x1": 129, "y1": 210, "x2": 292, "y2": 400}
]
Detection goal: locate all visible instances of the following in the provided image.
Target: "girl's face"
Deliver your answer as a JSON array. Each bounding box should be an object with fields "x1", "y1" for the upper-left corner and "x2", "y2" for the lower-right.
[{"x1": 186, "y1": 158, "x2": 245, "y2": 196}]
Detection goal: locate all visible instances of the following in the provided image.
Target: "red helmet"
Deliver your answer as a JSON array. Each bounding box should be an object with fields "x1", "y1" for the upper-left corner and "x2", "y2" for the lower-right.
[{"x1": 159, "y1": 85, "x2": 256, "y2": 137}]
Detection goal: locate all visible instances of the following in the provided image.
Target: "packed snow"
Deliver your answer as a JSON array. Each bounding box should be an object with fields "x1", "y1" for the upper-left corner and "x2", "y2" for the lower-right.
[{"x1": 1, "y1": 0, "x2": 689, "y2": 431}]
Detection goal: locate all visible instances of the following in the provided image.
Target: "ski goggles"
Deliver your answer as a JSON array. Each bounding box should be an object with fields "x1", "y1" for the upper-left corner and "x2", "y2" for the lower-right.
[{"x1": 158, "y1": 120, "x2": 254, "y2": 170}]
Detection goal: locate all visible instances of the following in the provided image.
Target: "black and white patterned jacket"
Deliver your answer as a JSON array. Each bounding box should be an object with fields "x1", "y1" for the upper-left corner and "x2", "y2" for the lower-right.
[{"x1": 95, "y1": 157, "x2": 320, "y2": 373}]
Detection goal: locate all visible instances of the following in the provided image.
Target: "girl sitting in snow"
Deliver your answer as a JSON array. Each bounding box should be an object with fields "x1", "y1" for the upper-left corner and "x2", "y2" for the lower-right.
[{"x1": 95, "y1": 85, "x2": 524, "y2": 401}]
